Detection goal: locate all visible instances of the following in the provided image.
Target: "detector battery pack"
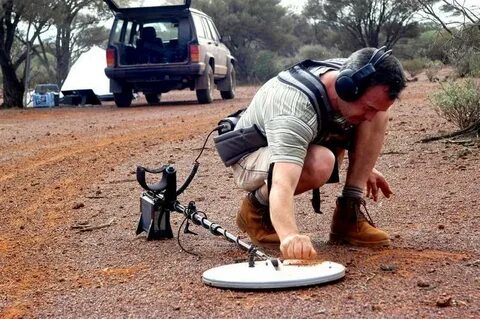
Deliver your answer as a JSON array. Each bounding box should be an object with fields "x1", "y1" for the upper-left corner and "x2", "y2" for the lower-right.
[{"x1": 136, "y1": 191, "x2": 173, "y2": 240}]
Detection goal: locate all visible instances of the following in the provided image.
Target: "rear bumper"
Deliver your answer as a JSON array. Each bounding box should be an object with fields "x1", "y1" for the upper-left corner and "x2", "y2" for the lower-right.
[{"x1": 104, "y1": 63, "x2": 204, "y2": 82}]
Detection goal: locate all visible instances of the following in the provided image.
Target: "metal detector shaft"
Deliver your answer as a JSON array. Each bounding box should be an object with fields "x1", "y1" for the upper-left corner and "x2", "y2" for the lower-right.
[
  {"x1": 136, "y1": 164, "x2": 272, "y2": 261},
  {"x1": 174, "y1": 201, "x2": 269, "y2": 260}
]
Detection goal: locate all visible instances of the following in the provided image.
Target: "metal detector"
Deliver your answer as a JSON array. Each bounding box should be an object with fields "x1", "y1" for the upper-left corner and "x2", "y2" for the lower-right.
[{"x1": 135, "y1": 164, "x2": 345, "y2": 289}]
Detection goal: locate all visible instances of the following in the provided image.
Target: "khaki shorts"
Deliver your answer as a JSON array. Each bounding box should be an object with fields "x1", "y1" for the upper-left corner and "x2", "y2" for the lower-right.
[{"x1": 231, "y1": 147, "x2": 271, "y2": 192}]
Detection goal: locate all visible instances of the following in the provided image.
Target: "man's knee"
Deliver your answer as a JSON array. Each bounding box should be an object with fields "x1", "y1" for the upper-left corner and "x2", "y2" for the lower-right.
[{"x1": 303, "y1": 146, "x2": 336, "y2": 187}]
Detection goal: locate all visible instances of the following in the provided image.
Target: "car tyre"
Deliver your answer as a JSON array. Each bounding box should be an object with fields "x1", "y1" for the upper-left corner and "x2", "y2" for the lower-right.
[
  {"x1": 196, "y1": 65, "x2": 214, "y2": 104},
  {"x1": 220, "y1": 65, "x2": 236, "y2": 100},
  {"x1": 114, "y1": 92, "x2": 133, "y2": 108},
  {"x1": 145, "y1": 93, "x2": 161, "y2": 105}
]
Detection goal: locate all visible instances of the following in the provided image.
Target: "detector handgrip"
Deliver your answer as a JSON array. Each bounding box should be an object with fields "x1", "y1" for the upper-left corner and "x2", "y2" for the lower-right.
[{"x1": 136, "y1": 165, "x2": 170, "y2": 192}]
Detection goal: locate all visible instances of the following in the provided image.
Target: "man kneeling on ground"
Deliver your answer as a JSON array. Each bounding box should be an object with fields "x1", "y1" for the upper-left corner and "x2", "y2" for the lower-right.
[{"x1": 227, "y1": 47, "x2": 406, "y2": 260}]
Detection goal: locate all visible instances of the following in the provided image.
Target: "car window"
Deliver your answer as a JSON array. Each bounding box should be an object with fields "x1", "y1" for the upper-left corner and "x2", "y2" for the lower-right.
[
  {"x1": 142, "y1": 21, "x2": 179, "y2": 42},
  {"x1": 201, "y1": 17, "x2": 213, "y2": 40},
  {"x1": 192, "y1": 14, "x2": 205, "y2": 38},
  {"x1": 209, "y1": 20, "x2": 222, "y2": 41},
  {"x1": 124, "y1": 21, "x2": 134, "y2": 44},
  {"x1": 206, "y1": 19, "x2": 219, "y2": 42},
  {"x1": 111, "y1": 19, "x2": 123, "y2": 44}
]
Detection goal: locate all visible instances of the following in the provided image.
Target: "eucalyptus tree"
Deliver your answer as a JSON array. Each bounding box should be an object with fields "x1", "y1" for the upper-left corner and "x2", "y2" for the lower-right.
[
  {"x1": 193, "y1": 0, "x2": 298, "y2": 81},
  {"x1": 49, "y1": 0, "x2": 109, "y2": 86},
  {"x1": 303, "y1": 0, "x2": 423, "y2": 50},
  {"x1": 0, "y1": 0, "x2": 53, "y2": 107},
  {"x1": 417, "y1": 0, "x2": 480, "y2": 55}
]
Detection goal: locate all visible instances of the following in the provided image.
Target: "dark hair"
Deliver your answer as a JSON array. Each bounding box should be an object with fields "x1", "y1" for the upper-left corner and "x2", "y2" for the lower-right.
[{"x1": 341, "y1": 47, "x2": 406, "y2": 100}]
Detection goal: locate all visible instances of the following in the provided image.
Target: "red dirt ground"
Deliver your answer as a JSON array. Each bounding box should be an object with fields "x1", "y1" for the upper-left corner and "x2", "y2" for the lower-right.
[{"x1": 0, "y1": 76, "x2": 479, "y2": 318}]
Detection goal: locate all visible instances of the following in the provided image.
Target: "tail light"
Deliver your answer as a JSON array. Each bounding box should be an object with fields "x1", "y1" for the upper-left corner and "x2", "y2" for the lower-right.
[
  {"x1": 189, "y1": 44, "x2": 199, "y2": 63},
  {"x1": 106, "y1": 48, "x2": 116, "y2": 67}
]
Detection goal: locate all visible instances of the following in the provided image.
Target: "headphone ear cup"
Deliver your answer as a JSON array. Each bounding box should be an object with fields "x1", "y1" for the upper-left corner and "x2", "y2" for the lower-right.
[{"x1": 335, "y1": 69, "x2": 359, "y2": 102}]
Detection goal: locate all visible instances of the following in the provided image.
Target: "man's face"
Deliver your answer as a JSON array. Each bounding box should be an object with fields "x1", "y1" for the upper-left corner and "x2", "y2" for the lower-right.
[{"x1": 338, "y1": 85, "x2": 394, "y2": 125}]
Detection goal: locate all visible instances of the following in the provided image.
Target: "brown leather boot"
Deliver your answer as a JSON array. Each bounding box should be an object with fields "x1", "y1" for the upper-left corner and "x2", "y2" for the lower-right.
[
  {"x1": 329, "y1": 196, "x2": 391, "y2": 246},
  {"x1": 236, "y1": 193, "x2": 280, "y2": 245}
]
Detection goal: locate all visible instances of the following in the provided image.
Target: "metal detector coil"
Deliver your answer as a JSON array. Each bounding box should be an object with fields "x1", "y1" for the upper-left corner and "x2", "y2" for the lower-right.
[
  {"x1": 135, "y1": 163, "x2": 346, "y2": 290},
  {"x1": 203, "y1": 259, "x2": 345, "y2": 289}
]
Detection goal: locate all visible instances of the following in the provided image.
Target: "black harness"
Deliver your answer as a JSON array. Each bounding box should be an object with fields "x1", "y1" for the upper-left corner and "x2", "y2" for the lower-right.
[{"x1": 275, "y1": 59, "x2": 355, "y2": 213}]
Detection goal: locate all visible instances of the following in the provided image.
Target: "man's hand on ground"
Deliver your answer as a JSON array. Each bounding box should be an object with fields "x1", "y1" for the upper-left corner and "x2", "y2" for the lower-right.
[
  {"x1": 366, "y1": 168, "x2": 393, "y2": 201},
  {"x1": 280, "y1": 234, "x2": 317, "y2": 260}
]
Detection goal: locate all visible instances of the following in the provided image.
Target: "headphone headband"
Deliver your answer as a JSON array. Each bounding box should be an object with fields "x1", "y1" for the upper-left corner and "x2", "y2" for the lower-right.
[
  {"x1": 335, "y1": 46, "x2": 394, "y2": 101},
  {"x1": 368, "y1": 46, "x2": 392, "y2": 67}
]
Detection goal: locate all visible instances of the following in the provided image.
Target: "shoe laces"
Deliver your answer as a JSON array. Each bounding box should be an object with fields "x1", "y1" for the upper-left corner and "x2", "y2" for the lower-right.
[{"x1": 354, "y1": 198, "x2": 376, "y2": 229}]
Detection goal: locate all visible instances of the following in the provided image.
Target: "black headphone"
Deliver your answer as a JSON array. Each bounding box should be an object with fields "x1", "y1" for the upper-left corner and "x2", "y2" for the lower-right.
[{"x1": 335, "y1": 46, "x2": 392, "y2": 102}]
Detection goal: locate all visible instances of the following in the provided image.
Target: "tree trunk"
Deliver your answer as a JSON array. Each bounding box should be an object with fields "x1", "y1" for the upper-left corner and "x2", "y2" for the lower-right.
[
  {"x1": 2, "y1": 64, "x2": 24, "y2": 108},
  {"x1": 55, "y1": 24, "x2": 72, "y2": 87}
]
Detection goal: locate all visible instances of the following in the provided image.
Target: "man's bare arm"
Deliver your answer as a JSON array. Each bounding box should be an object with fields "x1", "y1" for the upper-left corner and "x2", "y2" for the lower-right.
[{"x1": 269, "y1": 162, "x2": 317, "y2": 259}]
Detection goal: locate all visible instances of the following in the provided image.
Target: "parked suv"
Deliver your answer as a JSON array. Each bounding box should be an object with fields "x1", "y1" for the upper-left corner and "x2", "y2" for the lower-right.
[{"x1": 103, "y1": 0, "x2": 236, "y2": 107}]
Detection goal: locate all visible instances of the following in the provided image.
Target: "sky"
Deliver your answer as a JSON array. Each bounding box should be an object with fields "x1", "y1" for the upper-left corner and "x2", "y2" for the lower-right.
[
  {"x1": 279, "y1": 0, "x2": 480, "y2": 21},
  {"x1": 280, "y1": 0, "x2": 307, "y2": 13}
]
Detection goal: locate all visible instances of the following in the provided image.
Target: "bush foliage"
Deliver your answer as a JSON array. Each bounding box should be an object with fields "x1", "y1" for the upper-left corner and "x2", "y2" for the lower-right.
[
  {"x1": 401, "y1": 57, "x2": 432, "y2": 77},
  {"x1": 430, "y1": 78, "x2": 480, "y2": 129}
]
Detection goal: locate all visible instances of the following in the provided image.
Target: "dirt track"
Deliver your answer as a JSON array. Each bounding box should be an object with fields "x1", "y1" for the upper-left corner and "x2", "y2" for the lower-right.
[{"x1": 0, "y1": 80, "x2": 479, "y2": 318}]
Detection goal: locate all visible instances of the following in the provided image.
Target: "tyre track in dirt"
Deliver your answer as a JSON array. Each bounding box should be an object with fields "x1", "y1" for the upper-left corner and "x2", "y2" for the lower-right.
[{"x1": 0, "y1": 101, "x2": 238, "y2": 317}]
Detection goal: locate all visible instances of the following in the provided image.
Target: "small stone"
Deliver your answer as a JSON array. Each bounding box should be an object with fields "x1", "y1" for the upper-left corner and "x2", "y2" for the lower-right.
[
  {"x1": 417, "y1": 279, "x2": 430, "y2": 288},
  {"x1": 438, "y1": 225, "x2": 445, "y2": 230},
  {"x1": 394, "y1": 234, "x2": 401, "y2": 238},
  {"x1": 466, "y1": 260, "x2": 480, "y2": 267},
  {"x1": 173, "y1": 306, "x2": 181, "y2": 311},
  {"x1": 371, "y1": 305, "x2": 382, "y2": 311},
  {"x1": 380, "y1": 264, "x2": 397, "y2": 272},
  {"x1": 436, "y1": 296, "x2": 453, "y2": 307},
  {"x1": 72, "y1": 202, "x2": 85, "y2": 209}
]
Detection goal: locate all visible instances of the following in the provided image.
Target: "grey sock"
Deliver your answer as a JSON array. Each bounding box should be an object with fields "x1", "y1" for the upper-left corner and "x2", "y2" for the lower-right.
[
  {"x1": 254, "y1": 188, "x2": 268, "y2": 206},
  {"x1": 342, "y1": 185, "x2": 363, "y2": 198}
]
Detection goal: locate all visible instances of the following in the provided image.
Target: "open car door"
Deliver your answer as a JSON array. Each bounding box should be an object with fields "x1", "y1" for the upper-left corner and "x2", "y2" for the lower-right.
[{"x1": 103, "y1": 0, "x2": 191, "y2": 13}]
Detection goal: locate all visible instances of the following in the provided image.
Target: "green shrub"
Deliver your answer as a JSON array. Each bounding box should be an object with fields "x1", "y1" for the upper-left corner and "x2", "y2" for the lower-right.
[
  {"x1": 295, "y1": 44, "x2": 341, "y2": 61},
  {"x1": 279, "y1": 44, "x2": 343, "y2": 70},
  {"x1": 402, "y1": 57, "x2": 432, "y2": 77},
  {"x1": 251, "y1": 50, "x2": 282, "y2": 83},
  {"x1": 425, "y1": 60, "x2": 443, "y2": 82},
  {"x1": 454, "y1": 50, "x2": 480, "y2": 77},
  {"x1": 430, "y1": 78, "x2": 480, "y2": 129}
]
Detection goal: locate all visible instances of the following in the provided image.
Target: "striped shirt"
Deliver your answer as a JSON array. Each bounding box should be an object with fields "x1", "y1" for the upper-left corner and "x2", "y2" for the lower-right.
[{"x1": 235, "y1": 58, "x2": 346, "y2": 167}]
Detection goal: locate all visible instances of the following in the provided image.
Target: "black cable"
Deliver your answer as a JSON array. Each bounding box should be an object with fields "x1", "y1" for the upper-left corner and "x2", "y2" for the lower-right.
[
  {"x1": 175, "y1": 125, "x2": 223, "y2": 256},
  {"x1": 176, "y1": 208, "x2": 209, "y2": 258},
  {"x1": 176, "y1": 126, "x2": 221, "y2": 196},
  {"x1": 193, "y1": 126, "x2": 222, "y2": 163},
  {"x1": 177, "y1": 217, "x2": 199, "y2": 257}
]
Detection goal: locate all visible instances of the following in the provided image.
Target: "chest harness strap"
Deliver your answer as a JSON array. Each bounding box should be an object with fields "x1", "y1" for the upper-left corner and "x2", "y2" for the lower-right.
[{"x1": 275, "y1": 60, "x2": 342, "y2": 214}]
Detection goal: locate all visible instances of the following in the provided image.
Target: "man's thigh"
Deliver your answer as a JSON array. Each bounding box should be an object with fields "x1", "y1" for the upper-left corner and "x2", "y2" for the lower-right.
[{"x1": 231, "y1": 147, "x2": 271, "y2": 192}]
